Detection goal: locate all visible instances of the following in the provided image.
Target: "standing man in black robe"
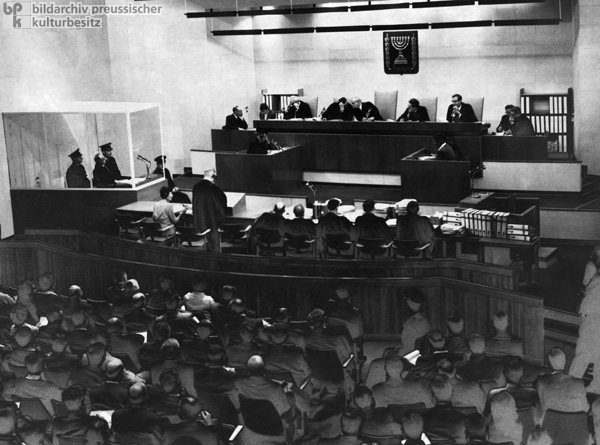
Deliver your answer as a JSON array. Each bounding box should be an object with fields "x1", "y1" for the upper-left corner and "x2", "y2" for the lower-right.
[{"x1": 192, "y1": 168, "x2": 227, "y2": 252}]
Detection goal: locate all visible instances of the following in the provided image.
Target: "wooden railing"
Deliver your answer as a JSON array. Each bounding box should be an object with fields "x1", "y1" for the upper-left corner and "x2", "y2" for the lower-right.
[
  {"x1": 0, "y1": 239, "x2": 544, "y2": 363},
  {"x1": 23, "y1": 230, "x2": 520, "y2": 290}
]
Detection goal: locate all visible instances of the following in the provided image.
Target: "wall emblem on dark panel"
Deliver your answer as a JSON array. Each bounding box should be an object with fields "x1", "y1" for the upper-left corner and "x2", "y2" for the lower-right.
[{"x1": 384, "y1": 31, "x2": 419, "y2": 75}]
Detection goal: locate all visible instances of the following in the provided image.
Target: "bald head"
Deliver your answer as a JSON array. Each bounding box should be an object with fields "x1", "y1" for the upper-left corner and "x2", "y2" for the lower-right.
[
  {"x1": 247, "y1": 355, "x2": 265, "y2": 376},
  {"x1": 273, "y1": 202, "x2": 285, "y2": 214}
]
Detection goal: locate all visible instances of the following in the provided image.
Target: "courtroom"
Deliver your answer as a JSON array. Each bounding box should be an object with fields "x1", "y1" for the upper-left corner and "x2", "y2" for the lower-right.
[{"x1": 1, "y1": 1, "x2": 600, "y2": 444}]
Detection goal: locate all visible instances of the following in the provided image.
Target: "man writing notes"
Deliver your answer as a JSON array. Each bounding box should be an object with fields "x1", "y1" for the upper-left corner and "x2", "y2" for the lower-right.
[
  {"x1": 224, "y1": 106, "x2": 248, "y2": 130},
  {"x1": 446, "y1": 94, "x2": 477, "y2": 123},
  {"x1": 350, "y1": 97, "x2": 383, "y2": 121},
  {"x1": 322, "y1": 97, "x2": 355, "y2": 121},
  {"x1": 247, "y1": 131, "x2": 273, "y2": 154},
  {"x1": 192, "y1": 168, "x2": 227, "y2": 252},
  {"x1": 397, "y1": 98, "x2": 430, "y2": 122},
  {"x1": 505, "y1": 106, "x2": 535, "y2": 136},
  {"x1": 284, "y1": 96, "x2": 312, "y2": 120},
  {"x1": 496, "y1": 104, "x2": 514, "y2": 133},
  {"x1": 65, "y1": 149, "x2": 90, "y2": 188}
]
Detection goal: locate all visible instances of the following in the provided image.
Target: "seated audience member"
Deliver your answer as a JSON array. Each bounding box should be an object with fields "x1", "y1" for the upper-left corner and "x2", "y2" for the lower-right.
[
  {"x1": 422, "y1": 374, "x2": 468, "y2": 444},
  {"x1": 353, "y1": 385, "x2": 400, "y2": 439},
  {"x1": 155, "y1": 294, "x2": 196, "y2": 339},
  {"x1": 14, "y1": 281, "x2": 39, "y2": 326},
  {"x1": 105, "y1": 317, "x2": 145, "y2": 371},
  {"x1": 535, "y1": 347, "x2": 589, "y2": 416},
  {"x1": 63, "y1": 285, "x2": 92, "y2": 316},
  {"x1": 457, "y1": 334, "x2": 506, "y2": 392},
  {"x1": 264, "y1": 322, "x2": 311, "y2": 387},
  {"x1": 151, "y1": 186, "x2": 187, "y2": 239},
  {"x1": 372, "y1": 354, "x2": 435, "y2": 409},
  {"x1": 250, "y1": 201, "x2": 287, "y2": 249},
  {"x1": 416, "y1": 329, "x2": 448, "y2": 357},
  {"x1": 45, "y1": 332, "x2": 79, "y2": 372},
  {"x1": 350, "y1": 97, "x2": 383, "y2": 121},
  {"x1": 446, "y1": 94, "x2": 477, "y2": 123},
  {"x1": 181, "y1": 318, "x2": 217, "y2": 366},
  {"x1": 398, "y1": 290, "x2": 430, "y2": 356},
  {"x1": 506, "y1": 106, "x2": 535, "y2": 136},
  {"x1": 111, "y1": 382, "x2": 164, "y2": 445},
  {"x1": 146, "y1": 271, "x2": 179, "y2": 317},
  {"x1": 396, "y1": 200, "x2": 436, "y2": 259},
  {"x1": 224, "y1": 105, "x2": 248, "y2": 130},
  {"x1": 488, "y1": 391, "x2": 523, "y2": 445},
  {"x1": 271, "y1": 307, "x2": 307, "y2": 351},
  {"x1": 68, "y1": 342, "x2": 107, "y2": 388},
  {"x1": 486, "y1": 356, "x2": 540, "y2": 413},
  {"x1": 259, "y1": 103, "x2": 277, "y2": 120},
  {"x1": 317, "y1": 407, "x2": 363, "y2": 444},
  {"x1": 527, "y1": 427, "x2": 554, "y2": 445},
  {"x1": 3, "y1": 351, "x2": 63, "y2": 413},
  {"x1": 433, "y1": 132, "x2": 457, "y2": 160},
  {"x1": 164, "y1": 396, "x2": 225, "y2": 444},
  {"x1": 446, "y1": 315, "x2": 469, "y2": 354},
  {"x1": 247, "y1": 131, "x2": 273, "y2": 154},
  {"x1": 225, "y1": 321, "x2": 262, "y2": 368},
  {"x1": 496, "y1": 104, "x2": 514, "y2": 133},
  {"x1": 139, "y1": 321, "x2": 171, "y2": 369},
  {"x1": 223, "y1": 298, "x2": 257, "y2": 343},
  {"x1": 33, "y1": 272, "x2": 65, "y2": 315},
  {"x1": 402, "y1": 410, "x2": 428, "y2": 445},
  {"x1": 464, "y1": 413, "x2": 489, "y2": 445},
  {"x1": 52, "y1": 385, "x2": 95, "y2": 442},
  {"x1": 284, "y1": 204, "x2": 317, "y2": 241},
  {"x1": 36, "y1": 307, "x2": 65, "y2": 354},
  {"x1": 193, "y1": 343, "x2": 237, "y2": 402},
  {"x1": 105, "y1": 268, "x2": 128, "y2": 305},
  {"x1": 0, "y1": 406, "x2": 19, "y2": 445},
  {"x1": 209, "y1": 285, "x2": 238, "y2": 331},
  {"x1": 89, "y1": 359, "x2": 131, "y2": 410},
  {"x1": 7, "y1": 326, "x2": 37, "y2": 374},
  {"x1": 305, "y1": 309, "x2": 354, "y2": 368},
  {"x1": 150, "y1": 338, "x2": 197, "y2": 397},
  {"x1": 397, "y1": 98, "x2": 430, "y2": 122},
  {"x1": 437, "y1": 359, "x2": 487, "y2": 414},
  {"x1": 123, "y1": 292, "x2": 156, "y2": 334},
  {"x1": 324, "y1": 285, "x2": 365, "y2": 353},
  {"x1": 148, "y1": 368, "x2": 188, "y2": 416},
  {"x1": 182, "y1": 275, "x2": 215, "y2": 315},
  {"x1": 354, "y1": 199, "x2": 392, "y2": 243},
  {"x1": 486, "y1": 310, "x2": 524, "y2": 357},
  {"x1": 322, "y1": 97, "x2": 355, "y2": 121},
  {"x1": 317, "y1": 198, "x2": 353, "y2": 256},
  {"x1": 284, "y1": 96, "x2": 312, "y2": 120},
  {"x1": 18, "y1": 422, "x2": 47, "y2": 445}
]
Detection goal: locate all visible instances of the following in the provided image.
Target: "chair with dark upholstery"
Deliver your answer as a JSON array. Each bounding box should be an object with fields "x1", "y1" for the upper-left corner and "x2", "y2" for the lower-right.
[
  {"x1": 284, "y1": 233, "x2": 316, "y2": 258},
  {"x1": 323, "y1": 233, "x2": 354, "y2": 259},
  {"x1": 218, "y1": 223, "x2": 251, "y2": 253},
  {"x1": 255, "y1": 228, "x2": 285, "y2": 256},
  {"x1": 355, "y1": 237, "x2": 393, "y2": 259}
]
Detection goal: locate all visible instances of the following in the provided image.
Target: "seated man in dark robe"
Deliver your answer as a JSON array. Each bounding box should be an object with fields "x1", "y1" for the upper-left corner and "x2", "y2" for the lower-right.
[
  {"x1": 317, "y1": 198, "x2": 353, "y2": 256},
  {"x1": 284, "y1": 96, "x2": 312, "y2": 120},
  {"x1": 396, "y1": 200, "x2": 436, "y2": 258},
  {"x1": 259, "y1": 103, "x2": 277, "y2": 120},
  {"x1": 247, "y1": 131, "x2": 273, "y2": 154},
  {"x1": 322, "y1": 97, "x2": 355, "y2": 121},
  {"x1": 249, "y1": 201, "x2": 286, "y2": 251},
  {"x1": 350, "y1": 97, "x2": 383, "y2": 121},
  {"x1": 397, "y1": 98, "x2": 430, "y2": 122},
  {"x1": 284, "y1": 204, "x2": 316, "y2": 240},
  {"x1": 354, "y1": 199, "x2": 392, "y2": 242},
  {"x1": 224, "y1": 106, "x2": 248, "y2": 130}
]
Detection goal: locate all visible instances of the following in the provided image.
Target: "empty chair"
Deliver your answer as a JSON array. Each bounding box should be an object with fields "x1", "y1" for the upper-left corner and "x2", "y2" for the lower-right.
[
  {"x1": 300, "y1": 96, "x2": 319, "y2": 118},
  {"x1": 238, "y1": 394, "x2": 291, "y2": 442},
  {"x1": 140, "y1": 220, "x2": 177, "y2": 246},
  {"x1": 355, "y1": 237, "x2": 393, "y2": 259},
  {"x1": 323, "y1": 233, "x2": 354, "y2": 259},
  {"x1": 284, "y1": 233, "x2": 316, "y2": 258},
  {"x1": 464, "y1": 97, "x2": 484, "y2": 122},
  {"x1": 541, "y1": 409, "x2": 590, "y2": 445},
  {"x1": 255, "y1": 227, "x2": 285, "y2": 256},
  {"x1": 218, "y1": 223, "x2": 251, "y2": 253},
  {"x1": 14, "y1": 398, "x2": 52, "y2": 421},
  {"x1": 176, "y1": 226, "x2": 211, "y2": 249},
  {"x1": 51, "y1": 399, "x2": 68, "y2": 418},
  {"x1": 413, "y1": 97, "x2": 438, "y2": 122},
  {"x1": 374, "y1": 90, "x2": 398, "y2": 120},
  {"x1": 305, "y1": 346, "x2": 353, "y2": 387},
  {"x1": 114, "y1": 214, "x2": 143, "y2": 240},
  {"x1": 392, "y1": 239, "x2": 431, "y2": 259}
]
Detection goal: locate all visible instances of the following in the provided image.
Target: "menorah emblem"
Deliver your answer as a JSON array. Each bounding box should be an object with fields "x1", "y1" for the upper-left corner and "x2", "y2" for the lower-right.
[{"x1": 391, "y1": 35, "x2": 410, "y2": 66}]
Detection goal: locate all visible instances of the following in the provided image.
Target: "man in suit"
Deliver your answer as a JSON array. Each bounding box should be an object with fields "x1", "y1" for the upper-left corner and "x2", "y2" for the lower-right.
[
  {"x1": 446, "y1": 94, "x2": 477, "y2": 123},
  {"x1": 322, "y1": 97, "x2": 355, "y2": 121},
  {"x1": 284, "y1": 204, "x2": 317, "y2": 240},
  {"x1": 89, "y1": 359, "x2": 131, "y2": 410},
  {"x1": 535, "y1": 347, "x2": 589, "y2": 416},
  {"x1": 433, "y1": 133, "x2": 458, "y2": 160},
  {"x1": 264, "y1": 322, "x2": 311, "y2": 387},
  {"x1": 259, "y1": 103, "x2": 277, "y2": 120},
  {"x1": 372, "y1": 354, "x2": 435, "y2": 409},
  {"x1": 496, "y1": 104, "x2": 514, "y2": 133},
  {"x1": 457, "y1": 334, "x2": 506, "y2": 393},
  {"x1": 92, "y1": 154, "x2": 116, "y2": 188},
  {"x1": 284, "y1": 96, "x2": 313, "y2": 120},
  {"x1": 318, "y1": 407, "x2": 364, "y2": 444},
  {"x1": 150, "y1": 338, "x2": 197, "y2": 397},
  {"x1": 317, "y1": 198, "x2": 353, "y2": 256},
  {"x1": 68, "y1": 342, "x2": 107, "y2": 388},
  {"x1": 354, "y1": 199, "x2": 392, "y2": 242},
  {"x1": 350, "y1": 97, "x2": 383, "y2": 121},
  {"x1": 401, "y1": 411, "x2": 429, "y2": 445},
  {"x1": 164, "y1": 396, "x2": 225, "y2": 444},
  {"x1": 65, "y1": 149, "x2": 90, "y2": 188},
  {"x1": 464, "y1": 413, "x2": 490, "y2": 445},
  {"x1": 485, "y1": 356, "x2": 540, "y2": 412},
  {"x1": 422, "y1": 374, "x2": 468, "y2": 444},
  {"x1": 52, "y1": 385, "x2": 96, "y2": 443},
  {"x1": 224, "y1": 105, "x2": 248, "y2": 130},
  {"x1": 192, "y1": 168, "x2": 227, "y2": 252},
  {"x1": 247, "y1": 131, "x2": 273, "y2": 154},
  {"x1": 506, "y1": 106, "x2": 535, "y2": 136},
  {"x1": 437, "y1": 359, "x2": 487, "y2": 414},
  {"x1": 398, "y1": 98, "x2": 430, "y2": 122},
  {"x1": 486, "y1": 311, "x2": 523, "y2": 358}
]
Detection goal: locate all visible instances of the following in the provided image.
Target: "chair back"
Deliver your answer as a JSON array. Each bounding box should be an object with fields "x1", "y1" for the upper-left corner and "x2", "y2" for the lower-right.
[
  {"x1": 109, "y1": 351, "x2": 141, "y2": 374},
  {"x1": 56, "y1": 436, "x2": 88, "y2": 445},
  {"x1": 464, "y1": 97, "x2": 484, "y2": 121},
  {"x1": 289, "y1": 320, "x2": 310, "y2": 334},
  {"x1": 15, "y1": 398, "x2": 51, "y2": 421},
  {"x1": 255, "y1": 228, "x2": 282, "y2": 245},
  {"x1": 324, "y1": 233, "x2": 353, "y2": 258},
  {"x1": 238, "y1": 394, "x2": 284, "y2": 436},
  {"x1": 454, "y1": 405, "x2": 478, "y2": 416},
  {"x1": 195, "y1": 390, "x2": 239, "y2": 426},
  {"x1": 305, "y1": 346, "x2": 344, "y2": 383},
  {"x1": 300, "y1": 96, "x2": 318, "y2": 117},
  {"x1": 219, "y1": 223, "x2": 246, "y2": 242},
  {"x1": 414, "y1": 97, "x2": 437, "y2": 122},
  {"x1": 285, "y1": 233, "x2": 314, "y2": 254},
  {"x1": 393, "y1": 238, "x2": 423, "y2": 258},
  {"x1": 541, "y1": 409, "x2": 590, "y2": 445},
  {"x1": 374, "y1": 90, "x2": 398, "y2": 120},
  {"x1": 170, "y1": 437, "x2": 203, "y2": 445},
  {"x1": 389, "y1": 402, "x2": 427, "y2": 422},
  {"x1": 115, "y1": 214, "x2": 138, "y2": 230},
  {"x1": 140, "y1": 221, "x2": 163, "y2": 240},
  {"x1": 356, "y1": 237, "x2": 390, "y2": 258},
  {"x1": 51, "y1": 399, "x2": 69, "y2": 417}
]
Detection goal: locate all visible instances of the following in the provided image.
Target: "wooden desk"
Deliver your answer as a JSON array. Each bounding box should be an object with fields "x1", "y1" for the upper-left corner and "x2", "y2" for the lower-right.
[
  {"x1": 482, "y1": 136, "x2": 548, "y2": 161},
  {"x1": 399, "y1": 149, "x2": 471, "y2": 204},
  {"x1": 192, "y1": 146, "x2": 303, "y2": 194}
]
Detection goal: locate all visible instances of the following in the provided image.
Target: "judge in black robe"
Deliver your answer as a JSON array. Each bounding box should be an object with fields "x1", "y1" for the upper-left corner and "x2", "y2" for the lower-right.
[
  {"x1": 397, "y1": 99, "x2": 430, "y2": 122},
  {"x1": 247, "y1": 132, "x2": 272, "y2": 154},
  {"x1": 322, "y1": 98, "x2": 355, "y2": 121},
  {"x1": 350, "y1": 97, "x2": 384, "y2": 121},
  {"x1": 446, "y1": 94, "x2": 477, "y2": 123},
  {"x1": 354, "y1": 200, "x2": 392, "y2": 243},
  {"x1": 284, "y1": 96, "x2": 312, "y2": 120},
  {"x1": 192, "y1": 169, "x2": 227, "y2": 252}
]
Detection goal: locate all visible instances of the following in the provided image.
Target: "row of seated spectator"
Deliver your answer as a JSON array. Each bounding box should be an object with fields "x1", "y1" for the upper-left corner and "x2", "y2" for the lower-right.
[{"x1": 0, "y1": 270, "x2": 595, "y2": 445}]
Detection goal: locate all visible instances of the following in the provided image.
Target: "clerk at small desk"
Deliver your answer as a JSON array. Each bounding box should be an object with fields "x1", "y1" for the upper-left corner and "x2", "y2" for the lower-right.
[
  {"x1": 284, "y1": 96, "x2": 312, "y2": 120},
  {"x1": 152, "y1": 186, "x2": 188, "y2": 238},
  {"x1": 224, "y1": 106, "x2": 248, "y2": 130},
  {"x1": 496, "y1": 104, "x2": 514, "y2": 133},
  {"x1": 247, "y1": 131, "x2": 273, "y2": 154},
  {"x1": 446, "y1": 94, "x2": 477, "y2": 123},
  {"x1": 433, "y1": 133, "x2": 457, "y2": 161},
  {"x1": 505, "y1": 106, "x2": 535, "y2": 137}
]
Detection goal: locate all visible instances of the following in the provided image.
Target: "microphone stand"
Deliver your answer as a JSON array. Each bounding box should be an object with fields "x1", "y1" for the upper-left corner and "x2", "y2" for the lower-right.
[
  {"x1": 468, "y1": 165, "x2": 486, "y2": 198},
  {"x1": 137, "y1": 156, "x2": 151, "y2": 179},
  {"x1": 306, "y1": 182, "x2": 319, "y2": 217}
]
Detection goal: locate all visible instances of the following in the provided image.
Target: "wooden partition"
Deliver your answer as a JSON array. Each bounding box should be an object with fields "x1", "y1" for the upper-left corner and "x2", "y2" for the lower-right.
[
  {"x1": 0, "y1": 239, "x2": 544, "y2": 364},
  {"x1": 24, "y1": 230, "x2": 520, "y2": 289}
]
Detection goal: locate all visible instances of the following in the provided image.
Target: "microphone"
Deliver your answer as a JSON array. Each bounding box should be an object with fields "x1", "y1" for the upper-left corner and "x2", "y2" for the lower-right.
[
  {"x1": 318, "y1": 107, "x2": 326, "y2": 119},
  {"x1": 271, "y1": 139, "x2": 283, "y2": 151},
  {"x1": 305, "y1": 182, "x2": 317, "y2": 200},
  {"x1": 137, "y1": 155, "x2": 151, "y2": 164}
]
